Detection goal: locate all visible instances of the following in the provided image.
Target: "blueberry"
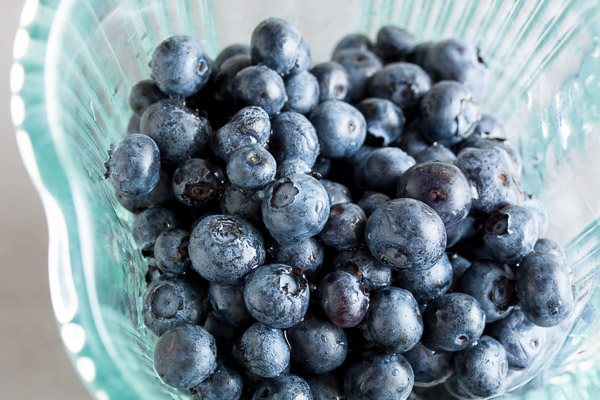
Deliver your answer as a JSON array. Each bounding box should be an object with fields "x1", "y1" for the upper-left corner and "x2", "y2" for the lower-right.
[
  {"x1": 209, "y1": 282, "x2": 254, "y2": 329},
  {"x1": 189, "y1": 214, "x2": 265, "y2": 285},
  {"x1": 226, "y1": 144, "x2": 276, "y2": 191},
  {"x1": 319, "y1": 203, "x2": 367, "y2": 251},
  {"x1": 318, "y1": 270, "x2": 369, "y2": 328},
  {"x1": 396, "y1": 125, "x2": 429, "y2": 156},
  {"x1": 116, "y1": 168, "x2": 174, "y2": 213},
  {"x1": 287, "y1": 314, "x2": 348, "y2": 374},
  {"x1": 251, "y1": 17, "x2": 303, "y2": 75},
  {"x1": 310, "y1": 62, "x2": 351, "y2": 102},
  {"x1": 332, "y1": 248, "x2": 392, "y2": 291},
  {"x1": 424, "y1": 39, "x2": 488, "y2": 101},
  {"x1": 344, "y1": 353, "x2": 414, "y2": 400},
  {"x1": 211, "y1": 106, "x2": 271, "y2": 161},
  {"x1": 516, "y1": 252, "x2": 574, "y2": 327},
  {"x1": 414, "y1": 143, "x2": 457, "y2": 163},
  {"x1": 454, "y1": 134, "x2": 523, "y2": 178},
  {"x1": 374, "y1": 26, "x2": 416, "y2": 64},
  {"x1": 293, "y1": 36, "x2": 312, "y2": 74},
  {"x1": 534, "y1": 238, "x2": 566, "y2": 261},
  {"x1": 143, "y1": 275, "x2": 208, "y2": 336},
  {"x1": 332, "y1": 33, "x2": 373, "y2": 57},
  {"x1": 232, "y1": 65, "x2": 287, "y2": 116},
  {"x1": 333, "y1": 49, "x2": 382, "y2": 101},
  {"x1": 364, "y1": 287, "x2": 423, "y2": 353},
  {"x1": 268, "y1": 237, "x2": 324, "y2": 278},
  {"x1": 220, "y1": 184, "x2": 265, "y2": 227},
  {"x1": 192, "y1": 356, "x2": 243, "y2": 400},
  {"x1": 455, "y1": 146, "x2": 523, "y2": 214},
  {"x1": 262, "y1": 174, "x2": 330, "y2": 244},
  {"x1": 172, "y1": 158, "x2": 226, "y2": 208},
  {"x1": 150, "y1": 36, "x2": 211, "y2": 98},
  {"x1": 239, "y1": 322, "x2": 290, "y2": 378},
  {"x1": 132, "y1": 207, "x2": 180, "y2": 256},
  {"x1": 271, "y1": 112, "x2": 320, "y2": 167},
  {"x1": 419, "y1": 81, "x2": 480, "y2": 146},
  {"x1": 275, "y1": 158, "x2": 312, "y2": 179},
  {"x1": 483, "y1": 205, "x2": 538, "y2": 264},
  {"x1": 368, "y1": 62, "x2": 432, "y2": 115},
  {"x1": 422, "y1": 293, "x2": 486, "y2": 351},
  {"x1": 154, "y1": 324, "x2": 217, "y2": 388},
  {"x1": 154, "y1": 228, "x2": 191, "y2": 275},
  {"x1": 407, "y1": 41, "x2": 434, "y2": 68},
  {"x1": 252, "y1": 374, "x2": 313, "y2": 400},
  {"x1": 283, "y1": 71, "x2": 320, "y2": 115},
  {"x1": 487, "y1": 308, "x2": 548, "y2": 370},
  {"x1": 355, "y1": 147, "x2": 416, "y2": 195},
  {"x1": 523, "y1": 196, "x2": 549, "y2": 237},
  {"x1": 394, "y1": 253, "x2": 453, "y2": 304},
  {"x1": 213, "y1": 54, "x2": 252, "y2": 106},
  {"x1": 105, "y1": 134, "x2": 160, "y2": 197},
  {"x1": 306, "y1": 372, "x2": 345, "y2": 400},
  {"x1": 140, "y1": 99, "x2": 212, "y2": 164},
  {"x1": 213, "y1": 43, "x2": 250, "y2": 71},
  {"x1": 454, "y1": 335, "x2": 507, "y2": 397},
  {"x1": 448, "y1": 253, "x2": 472, "y2": 285},
  {"x1": 320, "y1": 179, "x2": 352, "y2": 205},
  {"x1": 471, "y1": 114, "x2": 505, "y2": 140},
  {"x1": 128, "y1": 80, "x2": 167, "y2": 117},
  {"x1": 310, "y1": 100, "x2": 367, "y2": 160},
  {"x1": 397, "y1": 161, "x2": 472, "y2": 229},
  {"x1": 457, "y1": 259, "x2": 516, "y2": 322},
  {"x1": 403, "y1": 342, "x2": 454, "y2": 387},
  {"x1": 203, "y1": 312, "x2": 237, "y2": 354},
  {"x1": 357, "y1": 191, "x2": 390, "y2": 217},
  {"x1": 356, "y1": 98, "x2": 406, "y2": 146},
  {"x1": 312, "y1": 155, "x2": 332, "y2": 177},
  {"x1": 244, "y1": 264, "x2": 309, "y2": 329},
  {"x1": 365, "y1": 198, "x2": 446, "y2": 270}
]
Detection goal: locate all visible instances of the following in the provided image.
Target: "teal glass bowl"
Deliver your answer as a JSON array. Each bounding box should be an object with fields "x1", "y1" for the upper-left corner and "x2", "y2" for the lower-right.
[{"x1": 11, "y1": 0, "x2": 600, "y2": 398}]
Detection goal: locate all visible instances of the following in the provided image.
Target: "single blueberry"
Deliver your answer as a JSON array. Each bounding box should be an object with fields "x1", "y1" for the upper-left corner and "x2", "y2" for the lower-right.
[
  {"x1": 454, "y1": 134, "x2": 523, "y2": 178},
  {"x1": 251, "y1": 17, "x2": 304, "y2": 75},
  {"x1": 483, "y1": 204, "x2": 538, "y2": 264},
  {"x1": 154, "y1": 324, "x2": 217, "y2": 388},
  {"x1": 332, "y1": 33, "x2": 373, "y2": 58},
  {"x1": 364, "y1": 287, "x2": 423, "y2": 353},
  {"x1": 471, "y1": 114, "x2": 506, "y2": 140},
  {"x1": 211, "y1": 106, "x2": 271, "y2": 162},
  {"x1": 318, "y1": 270, "x2": 370, "y2": 328},
  {"x1": 320, "y1": 179, "x2": 352, "y2": 205},
  {"x1": 306, "y1": 372, "x2": 345, "y2": 400},
  {"x1": 238, "y1": 322, "x2": 290, "y2": 378},
  {"x1": 333, "y1": 48, "x2": 382, "y2": 101},
  {"x1": 262, "y1": 174, "x2": 330, "y2": 244},
  {"x1": 140, "y1": 99, "x2": 212, "y2": 165},
  {"x1": 365, "y1": 198, "x2": 447, "y2": 270},
  {"x1": 523, "y1": 196, "x2": 550, "y2": 237},
  {"x1": 143, "y1": 275, "x2": 209, "y2": 336},
  {"x1": 374, "y1": 26, "x2": 417, "y2": 63},
  {"x1": 268, "y1": 237, "x2": 324, "y2": 278},
  {"x1": 192, "y1": 356, "x2": 243, "y2": 400},
  {"x1": 407, "y1": 41, "x2": 434, "y2": 68},
  {"x1": 534, "y1": 238, "x2": 566, "y2": 261},
  {"x1": 394, "y1": 253, "x2": 453, "y2": 304},
  {"x1": 220, "y1": 184, "x2": 265, "y2": 227},
  {"x1": 105, "y1": 134, "x2": 160, "y2": 197},
  {"x1": 232, "y1": 65, "x2": 287, "y2": 116},
  {"x1": 357, "y1": 191, "x2": 390, "y2": 217},
  {"x1": 414, "y1": 143, "x2": 457, "y2": 164},
  {"x1": 310, "y1": 100, "x2": 367, "y2": 160},
  {"x1": 397, "y1": 161, "x2": 472, "y2": 229},
  {"x1": 213, "y1": 43, "x2": 250, "y2": 71},
  {"x1": 212, "y1": 54, "x2": 252, "y2": 107},
  {"x1": 209, "y1": 282, "x2": 254, "y2": 329},
  {"x1": 150, "y1": 35, "x2": 211, "y2": 98},
  {"x1": 128, "y1": 80, "x2": 167, "y2": 117},
  {"x1": 244, "y1": 264, "x2": 310, "y2": 329},
  {"x1": 271, "y1": 112, "x2": 320, "y2": 167},
  {"x1": 172, "y1": 158, "x2": 226, "y2": 208},
  {"x1": 419, "y1": 81, "x2": 480, "y2": 146},
  {"x1": 189, "y1": 214, "x2": 265, "y2": 285},
  {"x1": 310, "y1": 62, "x2": 351, "y2": 102},
  {"x1": 287, "y1": 314, "x2": 348, "y2": 374},
  {"x1": 355, "y1": 147, "x2": 416, "y2": 195},
  {"x1": 154, "y1": 228, "x2": 191, "y2": 275},
  {"x1": 319, "y1": 203, "x2": 367, "y2": 251},
  {"x1": 132, "y1": 207, "x2": 180, "y2": 256},
  {"x1": 226, "y1": 144, "x2": 276, "y2": 191},
  {"x1": 396, "y1": 124, "x2": 429, "y2": 156},
  {"x1": 403, "y1": 342, "x2": 454, "y2": 387},
  {"x1": 332, "y1": 247, "x2": 392, "y2": 292},
  {"x1": 312, "y1": 156, "x2": 332, "y2": 177},
  {"x1": 252, "y1": 374, "x2": 313, "y2": 400},
  {"x1": 454, "y1": 336, "x2": 508, "y2": 398},
  {"x1": 116, "y1": 167, "x2": 174, "y2": 213},
  {"x1": 421, "y1": 293, "x2": 486, "y2": 352},
  {"x1": 516, "y1": 252, "x2": 574, "y2": 327},
  {"x1": 356, "y1": 97, "x2": 406, "y2": 146},
  {"x1": 275, "y1": 158, "x2": 312, "y2": 179},
  {"x1": 283, "y1": 71, "x2": 320, "y2": 115},
  {"x1": 344, "y1": 353, "x2": 414, "y2": 400}
]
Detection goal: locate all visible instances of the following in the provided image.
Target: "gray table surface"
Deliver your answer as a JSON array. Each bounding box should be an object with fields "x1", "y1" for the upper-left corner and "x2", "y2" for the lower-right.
[{"x1": 0, "y1": 1, "x2": 89, "y2": 398}]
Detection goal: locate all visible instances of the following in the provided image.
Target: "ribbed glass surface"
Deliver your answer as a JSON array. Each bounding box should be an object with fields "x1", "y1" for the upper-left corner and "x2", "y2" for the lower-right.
[{"x1": 11, "y1": 0, "x2": 600, "y2": 398}]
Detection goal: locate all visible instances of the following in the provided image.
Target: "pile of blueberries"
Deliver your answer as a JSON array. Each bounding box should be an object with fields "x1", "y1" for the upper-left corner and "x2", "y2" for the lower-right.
[{"x1": 105, "y1": 17, "x2": 575, "y2": 400}]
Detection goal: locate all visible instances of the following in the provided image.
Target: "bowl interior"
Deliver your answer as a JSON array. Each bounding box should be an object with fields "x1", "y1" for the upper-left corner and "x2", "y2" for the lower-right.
[{"x1": 13, "y1": 0, "x2": 600, "y2": 398}]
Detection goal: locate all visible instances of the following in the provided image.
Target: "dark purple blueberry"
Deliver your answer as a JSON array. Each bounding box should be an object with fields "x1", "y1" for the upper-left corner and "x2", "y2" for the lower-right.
[
  {"x1": 332, "y1": 248, "x2": 392, "y2": 292},
  {"x1": 154, "y1": 228, "x2": 191, "y2": 275},
  {"x1": 333, "y1": 48, "x2": 383, "y2": 101},
  {"x1": 271, "y1": 112, "x2": 320, "y2": 167},
  {"x1": 283, "y1": 71, "x2": 320, "y2": 115},
  {"x1": 534, "y1": 238, "x2": 566, "y2": 261},
  {"x1": 448, "y1": 253, "x2": 472, "y2": 285},
  {"x1": 306, "y1": 372, "x2": 345, "y2": 400},
  {"x1": 414, "y1": 143, "x2": 456, "y2": 164},
  {"x1": 275, "y1": 158, "x2": 312, "y2": 179},
  {"x1": 220, "y1": 184, "x2": 265, "y2": 227},
  {"x1": 357, "y1": 191, "x2": 390, "y2": 217},
  {"x1": 192, "y1": 356, "x2": 243, "y2": 400},
  {"x1": 403, "y1": 342, "x2": 454, "y2": 387},
  {"x1": 226, "y1": 144, "x2": 276, "y2": 191},
  {"x1": 232, "y1": 65, "x2": 287, "y2": 116},
  {"x1": 318, "y1": 271, "x2": 369, "y2": 328},
  {"x1": 357, "y1": 97, "x2": 406, "y2": 146},
  {"x1": 374, "y1": 26, "x2": 417, "y2": 63},
  {"x1": 239, "y1": 322, "x2": 290, "y2": 378},
  {"x1": 344, "y1": 353, "x2": 414, "y2": 400},
  {"x1": 132, "y1": 207, "x2": 180, "y2": 256},
  {"x1": 268, "y1": 237, "x2": 324, "y2": 278},
  {"x1": 396, "y1": 124, "x2": 429, "y2": 156},
  {"x1": 483, "y1": 205, "x2": 538, "y2": 264},
  {"x1": 252, "y1": 374, "x2": 313, "y2": 400},
  {"x1": 332, "y1": 33, "x2": 373, "y2": 58},
  {"x1": 116, "y1": 167, "x2": 174, "y2": 213},
  {"x1": 213, "y1": 43, "x2": 250, "y2": 71},
  {"x1": 355, "y1": 147, "x2": 416, "y2": 195},
  {"x1": 394, "y1": 253, "x2": 453, "y2": 304},
  {"x1": 128, "y1": 80, "x2": 167, "y2": 117},
  {"x1": 172, "y1": 158, "x2": 226, "y2": 208},
  {"x1": 310, "y1": 61, "x2": 351, "y2": 102},
  {"x1": 319, "y1": 203, "x2": 367, "y2": 251},
  {"x1": 209, "y1": 282, "x2": 254, "y2": 329},
  {"x1": 251, "y1": 17, "x2": 304, "y2": 75},
  {"x1": 320, "y1": 179, "x2": 352, "y2": 206},
  {"x1": 212, "y1": 54, "x2": 252, "y2": 107},
  {"x1": 454, "y1": 336, "x2": 507, "y2": 397}
]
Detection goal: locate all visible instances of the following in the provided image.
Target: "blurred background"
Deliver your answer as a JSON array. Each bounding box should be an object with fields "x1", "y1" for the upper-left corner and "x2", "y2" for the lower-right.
[{"x1": 0, "y1": 1, "x2": 89, "y2": 398}]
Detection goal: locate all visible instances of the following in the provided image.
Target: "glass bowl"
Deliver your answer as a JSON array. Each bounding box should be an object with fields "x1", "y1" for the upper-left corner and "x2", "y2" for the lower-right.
[{"x1": 11, "y1": 0, "x2": 600, "y2": 398}]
